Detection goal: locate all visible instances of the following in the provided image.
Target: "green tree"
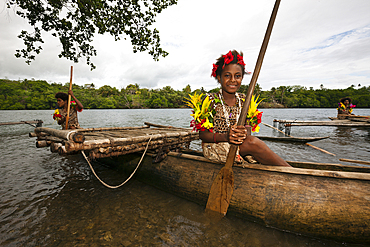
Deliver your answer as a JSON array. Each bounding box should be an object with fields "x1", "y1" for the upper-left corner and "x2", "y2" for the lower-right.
[
  {"x1": 7, "y1": 0, "x2": 177, "y2": 70},
  {"x1": 182, "y1": 84, "x2": 191, "y2": 94}
]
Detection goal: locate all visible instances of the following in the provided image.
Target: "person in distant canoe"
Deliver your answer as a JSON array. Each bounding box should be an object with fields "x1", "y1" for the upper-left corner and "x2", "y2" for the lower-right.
[
  {"x1": 54, "y1": 90, "x2": 83, "y2": 129},
  {"x1": 337, "y1": 97, "x2": 356, "y2": 119},
  {"x1": 185, "y1": 50, "x2": 290, "y2": 167}
]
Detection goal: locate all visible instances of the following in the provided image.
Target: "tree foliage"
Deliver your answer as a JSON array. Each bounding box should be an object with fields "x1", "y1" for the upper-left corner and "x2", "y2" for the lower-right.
[
  {"x1": 1, "y1": 79, "x2": 369, "y2": 110},
  {"x1": 7, "y1": 0, "x2": 177, "y2": 69}
]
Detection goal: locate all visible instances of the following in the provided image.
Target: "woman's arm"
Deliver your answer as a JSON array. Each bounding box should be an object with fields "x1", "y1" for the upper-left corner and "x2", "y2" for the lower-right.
[
  {"x1": 199, "y1": 125, "x2": 248, "y2": 145},
  {"x1": 57, "y1": 117, "x2": 65, "y2": 125},
  {"x1": 199, "y1": 130, "x2": 228, "y2": 143},
  {"x1": 69, "y1": 90, "x2": 84, "y2": 110}
]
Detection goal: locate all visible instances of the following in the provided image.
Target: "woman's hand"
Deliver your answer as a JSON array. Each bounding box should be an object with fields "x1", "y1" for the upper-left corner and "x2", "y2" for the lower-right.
[
  {"x1": 68, "y1": 90, "x2": 75, "y2": 99},
  {"x1": 228, "y1": 125, "x2": 248, "y2": 145}
]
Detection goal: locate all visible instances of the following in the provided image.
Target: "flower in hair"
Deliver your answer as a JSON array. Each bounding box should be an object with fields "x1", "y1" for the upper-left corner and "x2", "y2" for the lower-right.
[
  {"x1": 211, "y1": 63, "x2": 218, "y2": 77},
  {"x1": 237, "y1": 54, "x2": 246, "y2": 67},
  {"x1": 222, "y1": 51, "x2": 234, "y2": 68}
]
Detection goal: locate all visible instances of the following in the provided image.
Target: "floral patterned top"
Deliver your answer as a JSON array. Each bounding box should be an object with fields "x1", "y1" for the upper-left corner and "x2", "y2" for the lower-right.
[
  {"x1": 208, "y1": 91, "x2": 246, "y2": 134},
  {"x1": 59, "y1": 106, "x2": 82, "y2": 129}
]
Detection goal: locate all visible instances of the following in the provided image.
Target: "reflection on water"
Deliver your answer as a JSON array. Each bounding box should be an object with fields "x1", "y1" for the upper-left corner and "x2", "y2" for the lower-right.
[{"x1": 0, "y1": 108, "x2": 369, "y2": 246}]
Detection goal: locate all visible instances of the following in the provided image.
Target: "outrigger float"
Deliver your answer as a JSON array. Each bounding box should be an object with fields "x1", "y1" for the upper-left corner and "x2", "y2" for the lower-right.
[
  {"x1": 29, "y1": 122, "x2": 370, "y2": 244},
  {"x1": 273, "y1": 116, "x2": 370, "y2": 135}
]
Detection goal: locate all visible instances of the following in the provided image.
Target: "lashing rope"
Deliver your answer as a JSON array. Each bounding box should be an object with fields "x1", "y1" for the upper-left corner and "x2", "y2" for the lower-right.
[{"x1": 81, "y1": 136, "x2": 152, "y2": 189}]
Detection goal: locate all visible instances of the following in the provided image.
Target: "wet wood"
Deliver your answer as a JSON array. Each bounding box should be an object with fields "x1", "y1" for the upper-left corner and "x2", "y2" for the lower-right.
[
  {"x1": 88, "y1": 137, "x2": 193, "y2": 159},
  {"x1": 29, "y1": 132, "x2": 37, "y2": 137},
  {"x1": 36, "y1": 136, "x2": 65, "y2": 143},
  {"x1": 72, "y1": 132, "x2": 85, "y2": 143},
  {"x1": 73, "y1": 126, "x2": 149, "y2": 133},
  {"x1": 144, "y1": 122, "x2": 191, "y2": 130},
  {"x1": 287, "y1": 160, "x2": 370, "y2": 173},
  {"x1": 275, "y1": 118, "x2": 370, "y2": 127},
  {"x1": 104, "y1": 151, "x2": 370, "y2": 244},
  {"x1": 50, "y1": 142, "x2": 63, "y2": 153},
  {"x1": 0, "y1": 120, "x2": 43, "y2": 126},
  {"x1": 65, "y1": 131, "x2": 198, "y2": 152},
  {"x1": 348, "y1": 118, "x2": 370, "y2": 123},
  {"x1": 35, "y1": 127, "x2": 71, "y2": 140},
  {"x1": 89, "y1": 139, "x2": 187, "y2": 159},
  {"x1": 306, "y1": 143, "x2": 336, "y2": 156},
  {"x1": 339, "y1": 158, "x2": 370, "y2": 166},
  {"x1": 257, "y1": 135, "x2": 329, "y2": 142},
  {"x1": 34, "y1": 127, "x2": 84, "y2": 143},
  {"x1": 36, "y1": 140, "x2": 51, "y2": 148}
]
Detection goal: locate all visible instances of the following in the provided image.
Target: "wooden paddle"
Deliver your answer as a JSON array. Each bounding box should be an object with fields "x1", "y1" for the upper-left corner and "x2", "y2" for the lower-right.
[
  {"x1": 65, "y1": 66, "x2": 73, "y2": 130},
  {"x1": 205, "y1": 0, "x2": 281, "y2": 215}
]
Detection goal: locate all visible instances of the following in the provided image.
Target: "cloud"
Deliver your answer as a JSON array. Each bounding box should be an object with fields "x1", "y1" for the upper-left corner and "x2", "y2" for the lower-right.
[{"x1": 0, "y1": 0, "x2": 369, "y2": 92}]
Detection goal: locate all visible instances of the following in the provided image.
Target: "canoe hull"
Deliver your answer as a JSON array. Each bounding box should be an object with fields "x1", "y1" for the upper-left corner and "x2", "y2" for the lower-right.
[{"x1": 103, "y1": 152, "x2": 370, "y2": 244}]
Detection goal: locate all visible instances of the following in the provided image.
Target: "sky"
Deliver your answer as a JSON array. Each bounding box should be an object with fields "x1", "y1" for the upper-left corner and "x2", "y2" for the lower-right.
[{"x1": 0, "y1": 0, "x2": 369, "y2": 92}]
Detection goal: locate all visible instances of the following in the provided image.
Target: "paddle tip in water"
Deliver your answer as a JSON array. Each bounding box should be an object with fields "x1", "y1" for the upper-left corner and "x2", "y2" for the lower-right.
[{"x1": 206, "y1": 166, "x2": 234, "y2": 215}]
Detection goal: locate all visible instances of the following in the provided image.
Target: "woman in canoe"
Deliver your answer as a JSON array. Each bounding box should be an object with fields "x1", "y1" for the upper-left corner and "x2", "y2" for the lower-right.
[
  {"x1": 337, "y1": 97, "x2": 355, "y2": 119},
  {"x1": 186, "y1": 50, "x2": 290, "y2": 167},
  {"x1": 54, "y1": 90, "x2": 83, "y2": 129}
]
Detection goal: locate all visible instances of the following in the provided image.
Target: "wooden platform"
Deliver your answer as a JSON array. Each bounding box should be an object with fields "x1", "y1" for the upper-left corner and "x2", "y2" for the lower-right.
[
  {"x1": 273, "y1": 119, "x2": 370, "y2": 127},
  {"x1": 30, "y1": 122, "x2": 199, "y2": 160}
]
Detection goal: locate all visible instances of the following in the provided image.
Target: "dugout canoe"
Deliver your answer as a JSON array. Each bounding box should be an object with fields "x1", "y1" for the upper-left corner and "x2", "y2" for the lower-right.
[
  {"x1": 100, "y1": 150, "x2": 370, "y2": 244},
  {"x1": 256, "y1": 135, "x2": 329, "y2": 142}
]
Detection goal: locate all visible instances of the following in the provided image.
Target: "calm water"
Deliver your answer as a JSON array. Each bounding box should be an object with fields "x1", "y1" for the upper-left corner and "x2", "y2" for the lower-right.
[{"x1": 0, "y1": 108, "x2": 369, "y2": 246}]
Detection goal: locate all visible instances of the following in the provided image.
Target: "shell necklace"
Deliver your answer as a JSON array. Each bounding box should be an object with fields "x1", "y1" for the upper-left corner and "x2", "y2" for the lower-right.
[{"x1": 218, "y1": 89, "x2": 242, "y2": 127}]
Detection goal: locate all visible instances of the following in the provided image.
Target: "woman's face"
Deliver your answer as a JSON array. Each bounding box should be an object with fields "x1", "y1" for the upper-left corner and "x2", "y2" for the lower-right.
[
  {"x1": 217, "y1": 63, "x2": 243, "y2": 94},
  {"x1": 343, "y1": 100, "x2": 350, "y2": 106},
  {"x1": 57, "y1": 98, "x2": 65, "y2": 108}
]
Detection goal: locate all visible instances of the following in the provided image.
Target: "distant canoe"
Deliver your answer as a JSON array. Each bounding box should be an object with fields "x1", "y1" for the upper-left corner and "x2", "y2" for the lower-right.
[{"x1": 256, "y1": 135, "x2": 329, "y2": 142}]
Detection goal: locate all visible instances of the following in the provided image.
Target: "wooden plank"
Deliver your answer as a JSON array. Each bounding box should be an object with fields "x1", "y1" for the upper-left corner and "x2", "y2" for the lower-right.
[
  {"x1": 289, "y1": 122, "x2": 370, "y2": 127},
  {"x1": 0, "y1": 120, "x2": 42, "y2": 126},
  {"x1": 65, "y1": 131, "x2": 199, "y2": 152},
  {"x1": 339, "y1": 158, "x2": 370, "y2": 166}
]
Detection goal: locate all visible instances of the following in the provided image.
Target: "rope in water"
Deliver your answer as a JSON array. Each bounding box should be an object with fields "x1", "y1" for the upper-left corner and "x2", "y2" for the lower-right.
[{"x1": 81, "y1": 136, "x2": 153, "y2": 189}]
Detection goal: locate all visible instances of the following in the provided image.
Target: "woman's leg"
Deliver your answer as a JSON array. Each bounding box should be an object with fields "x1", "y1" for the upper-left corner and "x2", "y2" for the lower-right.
[{"x1": 239, "y1": 136, "x2": 291, "y2": 167}]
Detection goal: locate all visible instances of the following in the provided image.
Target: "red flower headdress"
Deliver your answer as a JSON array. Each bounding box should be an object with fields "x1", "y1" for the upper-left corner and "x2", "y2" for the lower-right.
[
  {"x1": 222, "y1": 51, "x2": 234, "y2": 69},
  {"x1": 211, "y1": 51, "x2": 251, "y2": 77},
  {"x1": 211, "y1": 64, "x2": 218, "y2": 77}
]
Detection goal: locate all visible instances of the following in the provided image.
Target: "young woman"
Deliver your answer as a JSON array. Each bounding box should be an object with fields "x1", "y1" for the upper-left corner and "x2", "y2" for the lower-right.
[
  {"x1": 195, "y1": 50, "x2": 290, "y2": 167},
  {"x1": 337, "y1": 97, "x2": 355, "y2": 119},
  {"x1": 55, "y1": 90, "x2": 83, "y2": 129}
]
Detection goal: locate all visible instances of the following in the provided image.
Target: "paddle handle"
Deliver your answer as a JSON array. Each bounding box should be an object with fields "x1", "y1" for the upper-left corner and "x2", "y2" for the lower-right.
[
  {"x1": 65, "y1": 66, "x2": 73, "y2": 130},
  {"x1": 224, "y1": 0, "x2": 281, "y2": 169},
  {"x1": 239, "y1": 0, "x2": 280, "y2": 126}
]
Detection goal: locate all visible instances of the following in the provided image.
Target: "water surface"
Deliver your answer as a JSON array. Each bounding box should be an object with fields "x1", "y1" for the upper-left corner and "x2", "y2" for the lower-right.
[{"x1": 0, "y1": 108, "x2": 369, "y2": 246}]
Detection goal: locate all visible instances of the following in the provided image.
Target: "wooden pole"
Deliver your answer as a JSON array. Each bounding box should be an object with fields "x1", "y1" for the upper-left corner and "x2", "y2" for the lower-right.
[
  {"x1": 206, "y1": 0, "x2": 281, "y2": 215},
  {"x1": 306, "y1": 143, "x2": 336, "y2": 156},
  {"x1": 65, "y1": 66, "x2": 73, "y2": 130},
  {"x1": 339, "y1": 158, "x2": 370, "y2": 166}
]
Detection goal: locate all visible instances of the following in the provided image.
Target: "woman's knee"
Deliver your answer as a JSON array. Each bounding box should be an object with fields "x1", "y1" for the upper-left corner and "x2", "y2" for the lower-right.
[{"x1": 240, "y1": 136, "x2": 260, "y2": 154}]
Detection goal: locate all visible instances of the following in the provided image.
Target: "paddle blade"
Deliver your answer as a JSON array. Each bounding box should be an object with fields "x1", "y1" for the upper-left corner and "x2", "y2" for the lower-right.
[{"x1": 205, "y1": 167, "x2": 234, "y2": 215}]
